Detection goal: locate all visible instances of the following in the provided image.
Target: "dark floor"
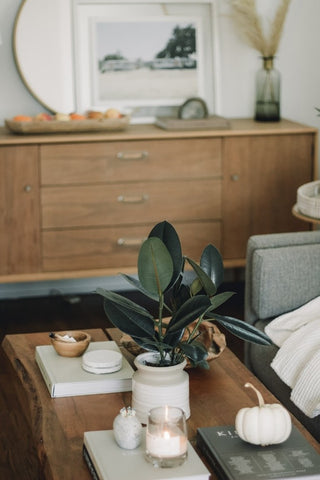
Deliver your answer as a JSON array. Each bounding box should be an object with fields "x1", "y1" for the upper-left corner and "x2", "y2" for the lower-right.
[{"x1": 0, "y1": 281, "x2": 244, "y2": 479}]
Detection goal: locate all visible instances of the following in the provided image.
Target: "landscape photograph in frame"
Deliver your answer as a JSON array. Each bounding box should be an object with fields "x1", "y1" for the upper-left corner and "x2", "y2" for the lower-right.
[{"x1": 90, "y1": 17, "x2": 204, "y2": 109}]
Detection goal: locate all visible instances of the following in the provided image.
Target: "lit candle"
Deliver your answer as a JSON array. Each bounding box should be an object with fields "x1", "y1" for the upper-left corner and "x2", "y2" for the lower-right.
[
  {"x1": 146, "y1": 406, "x2": 188, "y2": 468},
  {"x1": 146, "y1": 427, "x2": 187, "y2": 457}
]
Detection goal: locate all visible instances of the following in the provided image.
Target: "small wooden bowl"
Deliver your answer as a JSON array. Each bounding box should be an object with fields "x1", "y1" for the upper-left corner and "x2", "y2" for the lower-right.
[{"x1": 50, "y1": 330, "x2": 91, "y2": 357}]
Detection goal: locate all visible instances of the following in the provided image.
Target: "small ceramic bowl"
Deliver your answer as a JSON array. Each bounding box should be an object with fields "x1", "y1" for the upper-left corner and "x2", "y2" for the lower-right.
[{"x1": 50, "y1": 330, "x2": 91, "y2": 357}]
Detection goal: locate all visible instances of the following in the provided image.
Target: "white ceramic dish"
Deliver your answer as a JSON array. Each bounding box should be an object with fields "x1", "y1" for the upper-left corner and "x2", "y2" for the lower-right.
[{"x1": 82, "y1": 349, "x2": 122, "y2": 374}]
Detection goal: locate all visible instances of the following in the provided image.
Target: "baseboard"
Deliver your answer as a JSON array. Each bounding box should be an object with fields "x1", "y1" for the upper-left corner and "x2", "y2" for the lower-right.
[
  {"x1": 0, "y1": 269, "x2": 244, "y2": 300},
  {"x1": 0, "y1": 275, "x2": 136, "y2": 300}
]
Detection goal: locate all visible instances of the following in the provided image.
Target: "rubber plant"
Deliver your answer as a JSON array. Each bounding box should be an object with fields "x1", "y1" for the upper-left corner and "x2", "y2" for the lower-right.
[{"x1": 97, "y1": 221, "x2": 272, "y2": 368}]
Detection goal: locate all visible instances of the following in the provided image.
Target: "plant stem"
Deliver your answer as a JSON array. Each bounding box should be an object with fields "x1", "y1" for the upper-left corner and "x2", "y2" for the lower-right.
[
  {"x1": 158, "y1": 292, "x2": 164, "y2": 340},
  {"x1": 157, "y1": 292, "x2": 166, "y2": 364},
  {"x1": 186, "y1": 314, "x2": 204, "y2": 344}
]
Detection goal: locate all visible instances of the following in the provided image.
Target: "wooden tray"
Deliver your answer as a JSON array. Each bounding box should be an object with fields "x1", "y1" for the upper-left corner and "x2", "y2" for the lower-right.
[
  {"x1": 5, "y1": 115, "x2": 130, "y2": 134},
  {"x1": 155, "y1": 115, "x2": 230, "y2": 131}
]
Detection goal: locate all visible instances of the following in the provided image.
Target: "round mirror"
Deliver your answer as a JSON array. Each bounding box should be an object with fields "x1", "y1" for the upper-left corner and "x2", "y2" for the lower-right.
[{"x1": 13, "y1": 0, "x2": 75, "y2": 113}]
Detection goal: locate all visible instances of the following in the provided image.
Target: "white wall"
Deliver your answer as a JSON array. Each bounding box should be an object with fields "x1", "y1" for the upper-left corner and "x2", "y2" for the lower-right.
[
  {"x1": 216, "y1": 0, "x2": 320, "y2": 131},
  {"x1": 0, "y1": 0, "x2": 319, "y2": 298}
]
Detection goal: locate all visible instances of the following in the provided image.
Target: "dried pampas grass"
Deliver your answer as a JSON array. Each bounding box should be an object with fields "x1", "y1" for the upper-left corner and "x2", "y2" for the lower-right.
[{"x1": 230, "y1": 0, "x2": 291, "y2": 57}]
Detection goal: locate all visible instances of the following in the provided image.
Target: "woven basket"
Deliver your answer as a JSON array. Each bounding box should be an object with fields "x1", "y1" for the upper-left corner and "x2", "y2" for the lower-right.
[{"x1": 297, "y1": 180, "x2": 320, "y2": 218}]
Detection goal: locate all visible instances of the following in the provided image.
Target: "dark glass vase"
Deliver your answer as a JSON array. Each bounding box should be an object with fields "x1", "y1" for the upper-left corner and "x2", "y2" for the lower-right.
[{"x1": 255, "y1": 57, "x2": 280, "y2": 122}]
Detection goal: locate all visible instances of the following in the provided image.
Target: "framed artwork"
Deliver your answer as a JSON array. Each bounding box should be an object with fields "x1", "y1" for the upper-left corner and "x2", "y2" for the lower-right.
[{"x1": 73, "y1": 1, "x2": 218, "y2": 122}]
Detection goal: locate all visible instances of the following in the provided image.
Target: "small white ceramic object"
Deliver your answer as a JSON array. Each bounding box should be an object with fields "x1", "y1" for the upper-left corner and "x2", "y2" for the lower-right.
[
  {"x1": 113, "y1": 407, "x2": 142, "y2": 450},
  {"x1": 82, "y1": 349, "x2": 122, "y2": 374}
]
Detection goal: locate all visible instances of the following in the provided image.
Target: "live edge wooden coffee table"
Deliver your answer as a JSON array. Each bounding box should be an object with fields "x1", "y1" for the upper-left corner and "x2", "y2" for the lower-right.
[{"x1": 2, "y1": 329, "x2": 319, "y2": 480}]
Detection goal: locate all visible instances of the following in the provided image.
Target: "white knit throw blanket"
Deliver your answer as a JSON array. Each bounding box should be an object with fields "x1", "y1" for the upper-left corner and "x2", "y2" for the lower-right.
[{"x1": 265, "y1": 296, "x2": 320, "y2": 418}]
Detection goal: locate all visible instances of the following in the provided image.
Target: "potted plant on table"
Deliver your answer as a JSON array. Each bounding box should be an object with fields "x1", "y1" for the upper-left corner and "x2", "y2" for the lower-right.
[{"x1": 97, "y1": 221, "x2": 272, "y2": 423}]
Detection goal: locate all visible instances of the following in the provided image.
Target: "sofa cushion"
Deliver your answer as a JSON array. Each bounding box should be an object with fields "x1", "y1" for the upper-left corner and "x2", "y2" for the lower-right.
[
  {"x1": 247, "y1": 319, "x2": 320, "y2": 442},
  {"x1": 251, "y1": 244, "x2": 320, "y2": 320}
]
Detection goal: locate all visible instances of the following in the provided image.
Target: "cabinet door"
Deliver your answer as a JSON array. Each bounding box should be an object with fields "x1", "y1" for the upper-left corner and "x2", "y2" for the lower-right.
[
  {"x1": 222, "y1": 134, "x2": 315, "y2": 260},
  {"x1": 0, "y1": 146, "x2": 41, "y2": 275}
]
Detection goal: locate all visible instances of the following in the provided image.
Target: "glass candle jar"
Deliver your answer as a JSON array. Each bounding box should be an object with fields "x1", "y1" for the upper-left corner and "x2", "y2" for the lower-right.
[{"x1": 145, "y1": 406, "x2": 188, "y2": 468}]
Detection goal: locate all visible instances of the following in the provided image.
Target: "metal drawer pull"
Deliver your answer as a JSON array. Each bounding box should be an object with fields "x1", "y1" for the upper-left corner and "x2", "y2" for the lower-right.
[
  {"x1": 117, "y1": 194, "x2": 149, "y2": 204},
  {"x1": 117, "y1": 237, "x2": 146, "y2": 247},
  {"x1": 231, "y1": 174, "x2": 239, "y2": 181},
  {"x1": 116, "y1": 151, "x2": 148, "y2": 160},
  {"x1": 24, "y1": 184, "x2": 32, "y2": 192}
]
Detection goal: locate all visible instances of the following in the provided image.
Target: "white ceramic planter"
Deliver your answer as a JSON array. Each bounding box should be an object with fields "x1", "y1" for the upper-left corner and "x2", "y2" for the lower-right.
[{"x1": 132, "y1": 352, "x2": 190, "y2": 424}]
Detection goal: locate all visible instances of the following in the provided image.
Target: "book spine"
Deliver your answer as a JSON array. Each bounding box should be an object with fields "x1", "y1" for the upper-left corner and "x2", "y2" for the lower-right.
[
  {"x1": 35, "y1": 349, "x2": 54, "y2": 397},
  {"x1": 83, "y1": 445, "x2": 100, "y2": 480},
  {"x1": 196, "y1": 432, "x2": 230, "y2": 480}
]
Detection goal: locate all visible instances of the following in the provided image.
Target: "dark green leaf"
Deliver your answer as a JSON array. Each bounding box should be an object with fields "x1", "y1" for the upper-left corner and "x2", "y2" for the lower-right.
[
  {"x1": 186, "y1": 257, "x2": 217, "y2": 296},
  {"x1": 168, "y1": 282, "x2": 190, "y2": 313},
  {"x1": 130, "y1": 335, "x2": 169, "y2": 352},
  {"x1": 167, "y1": 295, "x2": 212, "y2": 332},
  {"x1": 209, "y1": 291, "x2": 235, "y2": 310},
  {"x1": 138, "y1": 237, "x2": 173, "y2": 296},
  {"x1": 190, "y1": 277, "x2": 202, "y2": 296},
  {"x1": 130, "y1": 335, "x2": 158, "y2": 352},
  {"x1": 163, "y1": 328, "x2": 185, "y2": 348},
  {"x1": 120, "y1": 273, "x2": 160, "y2": 301},
  {"x1": 179, "y1": 341, "x2": 208, "y2": 365},
  {"x1": 205, "y1": 312, "x2": 273, "y2": 345},
  {"x1": 96, "y1": 288, "x2": 155, "y2": 339},
  {"x1": 200, "y1": 244, "x2": 224, "y2": 289},
  {"x1": 148, "y1": 221, "x2": 183, "y2": 284}
]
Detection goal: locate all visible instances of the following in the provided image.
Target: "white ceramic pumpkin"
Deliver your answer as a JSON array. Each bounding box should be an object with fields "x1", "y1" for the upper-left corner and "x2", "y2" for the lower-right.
[{"x1": 235, "y1": 383, "x2": 292, "y2": 446}]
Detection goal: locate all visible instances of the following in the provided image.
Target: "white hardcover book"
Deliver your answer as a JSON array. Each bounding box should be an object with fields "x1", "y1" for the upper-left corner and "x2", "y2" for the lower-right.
[
  {"x1": 83, "y1": 429, "x2": 210, "y2": 480},
  {"x1": 35, "y1": 341, "x2": 133, "y2": 398}
]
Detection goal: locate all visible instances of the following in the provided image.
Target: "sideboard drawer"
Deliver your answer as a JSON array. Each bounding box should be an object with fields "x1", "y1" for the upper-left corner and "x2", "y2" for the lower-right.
[
  {"x1": 40, "y1": 138, "x2": 222, "y2": 185},
  {"x1": 42, "y1": 221, "x2": 221, "y2": 271},
  {"x1": 41, "y1": 179, "x2": 221, "y2": 229}
]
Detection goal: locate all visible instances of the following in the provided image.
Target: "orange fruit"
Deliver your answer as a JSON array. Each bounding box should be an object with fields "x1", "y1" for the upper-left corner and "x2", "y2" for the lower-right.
[
  {"x1": 13, "y1": 115, "x2": 32, "y2": 122},
  {"x1": 87, "y1": 110, "x2": 103, "y2": 119},
  {"x1": 70, "y1": 113, "x2": 86, "y2": 120}
]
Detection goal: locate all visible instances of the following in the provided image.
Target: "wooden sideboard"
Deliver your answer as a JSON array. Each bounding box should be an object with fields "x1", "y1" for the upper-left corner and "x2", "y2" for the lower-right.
[{"x1": 0, "y1": 119, "x2": 317, "y2": 283}]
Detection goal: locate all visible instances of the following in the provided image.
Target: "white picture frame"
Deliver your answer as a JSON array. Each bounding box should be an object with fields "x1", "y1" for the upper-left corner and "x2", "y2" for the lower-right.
[{"x1": 73, "y1": 0, "x2": 219, "y2": 122}]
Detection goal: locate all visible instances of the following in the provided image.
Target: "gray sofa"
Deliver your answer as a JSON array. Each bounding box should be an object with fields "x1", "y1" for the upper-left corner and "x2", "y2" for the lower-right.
[{"x1": 245, "y1": 231, "x2": 320, "y2": 442}]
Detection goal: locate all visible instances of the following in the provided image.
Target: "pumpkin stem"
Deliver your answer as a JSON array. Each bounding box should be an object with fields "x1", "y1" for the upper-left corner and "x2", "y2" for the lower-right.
[{"x1": 245, "y1": 382, "x2": 265, "y2": 407}]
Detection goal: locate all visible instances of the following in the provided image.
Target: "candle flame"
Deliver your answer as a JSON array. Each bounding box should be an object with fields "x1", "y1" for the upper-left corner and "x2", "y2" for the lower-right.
[{"x1": 165, "y1": 405, "x2": 169, "y2": 422}]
